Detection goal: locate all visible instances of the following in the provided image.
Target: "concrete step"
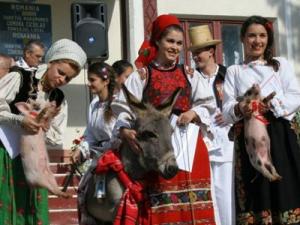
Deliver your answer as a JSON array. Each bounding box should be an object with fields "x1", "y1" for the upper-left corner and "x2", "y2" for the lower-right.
[
  {"x1": 54, "y1": 173, "x2": 81, "y2": 187},
  {"x1": 49, "y1": 209, "x2": 78, "y2": 225},
  {"x1": 48, "y1": 150, "x2": 80, "y2": 225},
  {"x1": 49, "y1": 162, "x2": 71, "y2": 174},
  {"x1": 48, "y1": 149, "x2": 73, "y2": 163},
  {"x1": 48, "y1": 195, "x2": 77, "y2": 210},
  {"x1": 49, "y1": 186, "x2": 78, "y2": 198}
]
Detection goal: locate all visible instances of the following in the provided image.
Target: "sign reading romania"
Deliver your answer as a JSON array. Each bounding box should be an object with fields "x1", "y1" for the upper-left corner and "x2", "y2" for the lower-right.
[{"x1": 0, "y1": 2, "x2": 51, "y2": 58}]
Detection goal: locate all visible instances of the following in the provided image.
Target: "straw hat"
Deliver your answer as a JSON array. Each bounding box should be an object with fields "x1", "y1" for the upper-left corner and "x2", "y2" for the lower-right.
[{"x1": 188, "y1": 25, "x2": 221, "y2": 52}]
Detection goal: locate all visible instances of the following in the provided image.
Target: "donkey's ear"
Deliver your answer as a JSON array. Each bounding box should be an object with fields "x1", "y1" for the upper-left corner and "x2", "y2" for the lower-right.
[
  {"x1": 156, "y1": 88, "x2": 182, "y2": 117},
  {"x1": 121, "y1": 84, "x2": 147, "y2": 116}
]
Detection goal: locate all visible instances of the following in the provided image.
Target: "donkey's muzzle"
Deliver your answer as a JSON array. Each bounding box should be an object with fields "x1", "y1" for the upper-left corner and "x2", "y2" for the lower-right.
[
  {"x1": 158, "y1": 151, "x2": 179, "y2": 179},
  {"x1": 162, "y1": 164, "x2": 179, "y2": 179}
]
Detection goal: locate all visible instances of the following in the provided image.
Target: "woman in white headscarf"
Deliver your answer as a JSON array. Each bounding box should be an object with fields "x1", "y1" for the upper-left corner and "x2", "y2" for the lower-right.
[{"x1": 0, "y1": 39, "x2": 86, "y2": 225}]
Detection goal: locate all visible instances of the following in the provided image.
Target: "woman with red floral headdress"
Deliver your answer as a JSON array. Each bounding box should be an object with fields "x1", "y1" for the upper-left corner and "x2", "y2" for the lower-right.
[{"x1": 112, "y1": 14, "x2": 217, "y2": 224}]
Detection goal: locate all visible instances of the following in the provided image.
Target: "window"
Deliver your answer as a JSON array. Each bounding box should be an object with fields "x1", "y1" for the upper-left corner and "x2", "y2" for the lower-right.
[{"x1": 179, "y1": 19, "x2": 244, "y2": 67}]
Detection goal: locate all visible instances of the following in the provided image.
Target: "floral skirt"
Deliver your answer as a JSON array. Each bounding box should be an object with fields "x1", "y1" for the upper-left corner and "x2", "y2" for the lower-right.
[
  {"x1": 0, "y1": 142, "x2": 49, "y2": 225},
  {"x1": 234, "y1": 115, "x2": 300, "y2": 225},
  {"x1": 146, "y1": 133, "x2": 215, "y2": 225}
]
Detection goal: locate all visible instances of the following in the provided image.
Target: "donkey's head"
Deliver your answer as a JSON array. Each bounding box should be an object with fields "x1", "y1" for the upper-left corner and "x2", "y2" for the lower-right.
[{"x1": 122, "y1": 85, "x2": 180, "y2": 179}]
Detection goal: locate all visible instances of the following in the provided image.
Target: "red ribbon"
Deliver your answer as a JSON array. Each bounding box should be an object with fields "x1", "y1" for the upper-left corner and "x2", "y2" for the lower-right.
[
  {"x1": 95, "y1": 150, "x2": 150, "y2": 225},
  {"x1": 29, "y1": 111, "x2": 38, "y2": 117},
  {"x1": 250, "y1": 101, "x2": 269, "y2": 125}
]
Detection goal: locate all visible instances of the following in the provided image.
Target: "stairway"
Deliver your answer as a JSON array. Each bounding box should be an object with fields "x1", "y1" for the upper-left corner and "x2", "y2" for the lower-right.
[{"x1": 48, "y1": 150, "x2": 81, "y2": 225}]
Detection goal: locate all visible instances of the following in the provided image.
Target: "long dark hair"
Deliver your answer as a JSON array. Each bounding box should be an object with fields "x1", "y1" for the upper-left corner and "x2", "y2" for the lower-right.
[
  {"x1": 112, "y1": 59, "x2": 133, "y2": 76},
  {"x1": 88, "y1": 62, "x2": 116, "y2": 122},
  {"x1": 240, "y1": 15, "x2": 279, "y2": 71}
]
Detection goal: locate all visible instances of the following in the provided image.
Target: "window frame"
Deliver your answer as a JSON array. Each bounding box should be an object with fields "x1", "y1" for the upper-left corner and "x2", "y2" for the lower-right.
[{"x1": 179, "y1": 18, "x2": 245, "y2": 66}]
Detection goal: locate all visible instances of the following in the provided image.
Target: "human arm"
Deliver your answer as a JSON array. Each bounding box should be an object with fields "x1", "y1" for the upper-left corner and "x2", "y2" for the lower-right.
[
  {"x1": 187, "y1": 69, "x2": 216, "y2": 127},
  {"x1": 222, "y1": 66, "x2": 244, "y2": 124},
  {"x1": 111, "y1": 69, "x2": 146, "y2": 151},
  {"x1": 0, "y1": 72, "x2": 42, "y2": 133},
  {"x1": 268, "y1": 57, "x2": 300, "y2": 120}
]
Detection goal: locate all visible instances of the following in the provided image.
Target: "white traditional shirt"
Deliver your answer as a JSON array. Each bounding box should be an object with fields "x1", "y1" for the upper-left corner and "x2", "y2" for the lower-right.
[
  {"x1": 111, "y1": 66, "x2": 216, "y2": 137},
  {"x1": 0, "y1": 71, "x2": 68, "y2": 150},
  {"x1": 16, "y1": 57, "x2": 38, "y2": 72},
  {"x1": 197, "y1": 65, "x2": 234, "y2": 162},
  {"x1": 223, "y1": 57, "x2": 300, "y2": 124},
  {"x1": 80, "y1": 96, "x2": 119, "y2": 159}
]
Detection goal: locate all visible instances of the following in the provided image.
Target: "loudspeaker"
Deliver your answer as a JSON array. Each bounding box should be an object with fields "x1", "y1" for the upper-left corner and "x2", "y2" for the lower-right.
[{"x1": 71, "y1": 3, "x2": 108, "y2": 60}]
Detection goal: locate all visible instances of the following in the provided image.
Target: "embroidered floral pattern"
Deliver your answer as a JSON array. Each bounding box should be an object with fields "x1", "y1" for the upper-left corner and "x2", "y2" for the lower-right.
[
  {"x1": 235, "y1": 124, "x2": 300, "y2": 225},
  {"x1": 215, "y1": 79, "x2": 224, "y2": 102},
  {"x1": 237, "y1": 208, "x2": 300, "y2": 225},
  {"x1": 144, "y1": 65, "x2": 191, "y2": 112},
  {"x1": 291, "y1": 111, "x2": 300, "y2": 146},
  {"x1": 150, "y1": 189, "x2": 212, "y2": 207},
  {"x1": 159, "y1": 220, "x2": 214, "y2": 225},
  {"x1": 0, "y1": 146, "x2": 49, "y2": 224},
  {"x1": 234, "y1": 141, "x2": 247, "y2": 211}
]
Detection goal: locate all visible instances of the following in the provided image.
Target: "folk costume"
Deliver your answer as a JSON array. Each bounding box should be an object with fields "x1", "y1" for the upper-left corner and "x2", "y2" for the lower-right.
[
  {"x1": 0, "y1": 39, "x2": 86, "y2": 225},
  {"x1": 77, "y1": 95, "x2": 121, "y2": 225},
  {"x1": 196, "y1": 64, "x2": 235, "y2": 225},
  {"x1": 188, "y1": 24, "x2": 235, "y2": 225},
  {"x1": 0, "y1": 69, "x2": 52, "y2": 225},
  {"x1": 223, "y1": 57, "x2": 300, "y2": 224},
  {"x1": 112, "y1": 15, "x2": 216, "y2": 225}
]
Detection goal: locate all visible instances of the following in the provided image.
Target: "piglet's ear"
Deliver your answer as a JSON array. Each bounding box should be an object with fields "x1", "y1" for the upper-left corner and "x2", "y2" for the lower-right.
[{"x1": 15, "y1": 102, "x2": 32, "y2": 115}]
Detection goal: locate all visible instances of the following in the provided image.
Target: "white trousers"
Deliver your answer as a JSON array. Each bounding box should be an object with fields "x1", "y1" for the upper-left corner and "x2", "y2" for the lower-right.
[{"x1": 210, "y1": 161, "x2": 235, "y2": 225}]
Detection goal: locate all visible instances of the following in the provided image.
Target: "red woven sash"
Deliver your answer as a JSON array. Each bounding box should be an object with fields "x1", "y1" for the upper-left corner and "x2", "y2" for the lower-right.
[{"x1": 95, "y1": 150, "x2": 150, "y2": 225}]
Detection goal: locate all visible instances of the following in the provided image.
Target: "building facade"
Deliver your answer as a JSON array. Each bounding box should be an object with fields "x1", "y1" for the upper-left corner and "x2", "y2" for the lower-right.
[{"x1": 1, "y1": 0, "x2": 300, "y2": 149}]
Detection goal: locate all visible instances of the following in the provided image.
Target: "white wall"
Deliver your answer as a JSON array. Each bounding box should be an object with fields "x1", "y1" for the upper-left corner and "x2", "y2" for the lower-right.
[
  {"x1": 0, "y1": 0, "x2": 123, "y2": 149},
  {"x1": 2, "y1": 0, "x2": 300, "y2": 149},
  {"x1": 127, "y1": 0, "x2": 144, "y2": 65},
  {"x1": 43, "y1": 0, "x2": 123, "y2": 149}
]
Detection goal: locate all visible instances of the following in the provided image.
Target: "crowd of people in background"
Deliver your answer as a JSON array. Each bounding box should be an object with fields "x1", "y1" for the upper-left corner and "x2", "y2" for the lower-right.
[{"x1": 1, "y1": 13, "x2": 300, "y2": 225}]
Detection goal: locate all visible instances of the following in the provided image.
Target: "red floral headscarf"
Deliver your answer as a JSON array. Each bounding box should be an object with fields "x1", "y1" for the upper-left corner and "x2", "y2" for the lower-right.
[{"x1": 135, "y1": 14, "x2": 181, "y2": 69}]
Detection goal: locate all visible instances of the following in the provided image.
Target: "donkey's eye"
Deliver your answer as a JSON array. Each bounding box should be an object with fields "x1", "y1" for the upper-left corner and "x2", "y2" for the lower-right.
[{"x1": 137, "y1": 131, "x2": 158, "y2": 140}]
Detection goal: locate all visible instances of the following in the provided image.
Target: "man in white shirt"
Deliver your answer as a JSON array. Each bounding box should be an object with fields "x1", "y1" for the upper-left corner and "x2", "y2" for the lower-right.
[
  {"x1": 189, "y1": 25, "x2": 235, "y2": 225},
  {"x1": 16, "y1": 40, "x2": 45, "y2": 72}
]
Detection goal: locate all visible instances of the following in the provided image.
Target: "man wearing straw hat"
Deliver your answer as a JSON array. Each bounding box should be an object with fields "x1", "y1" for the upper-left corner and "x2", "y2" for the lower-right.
[{"x1": 189, "y1": 25, "x2": 235, "y2": 225}]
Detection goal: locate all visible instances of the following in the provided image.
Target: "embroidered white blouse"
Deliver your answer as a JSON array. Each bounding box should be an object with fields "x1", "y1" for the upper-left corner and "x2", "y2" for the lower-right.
[
  {"x1": 80, "y1": 96, "x2": 120, "y2": 159},
  {"x1": 111, "y1": 66, "x2": 216, "y2": 136},
  {"x1": 223, "y1": 57, "x2": 300, "y2": 124},
  {"x1": 0, "y1": 71, "x2": 68, "y2": 148}
]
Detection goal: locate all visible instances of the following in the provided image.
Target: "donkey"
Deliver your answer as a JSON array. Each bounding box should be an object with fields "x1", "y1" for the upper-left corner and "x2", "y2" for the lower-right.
[
  {"x1": 81, "y1": 86, "x2": 181, "y2": 224},
  {"x1": 241, "y1": 84, "x2": 281, "y2": 181}
]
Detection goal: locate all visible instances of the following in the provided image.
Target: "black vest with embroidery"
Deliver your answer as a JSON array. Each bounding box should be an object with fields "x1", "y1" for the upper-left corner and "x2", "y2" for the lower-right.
[
  {"x1": 197, "y1": 64, "x2": 227, "y2": 109},
  {"x1": 9, "y1": 66, "x2": 39, "y2": 114},
  {"x1": 8, "y1": 67, "x2": 65, "y2": 114},
  {"x1": 213, "y1": 64, "x2": 227, "y2": 109},
  {"x1": 142, "y1": 63, "x2": 192, "y2": 115}
]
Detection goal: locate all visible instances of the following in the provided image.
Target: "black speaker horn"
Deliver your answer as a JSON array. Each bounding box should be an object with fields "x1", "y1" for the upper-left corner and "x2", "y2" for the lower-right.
[{"x1": 71, "y1": 3, "x2": 108, "y2": 60}]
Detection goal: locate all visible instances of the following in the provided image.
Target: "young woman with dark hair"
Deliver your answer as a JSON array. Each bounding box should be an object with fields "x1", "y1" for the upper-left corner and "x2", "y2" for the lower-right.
[
  {"x1": 223, "y1": 15, "x2": 300, "y2": 224},
  {"x1": 111, "y1": 14, "x2": 217, "y2": 224},
  {"x1": 112, "y1": 59, "x2": 133, "y2": 90}
]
